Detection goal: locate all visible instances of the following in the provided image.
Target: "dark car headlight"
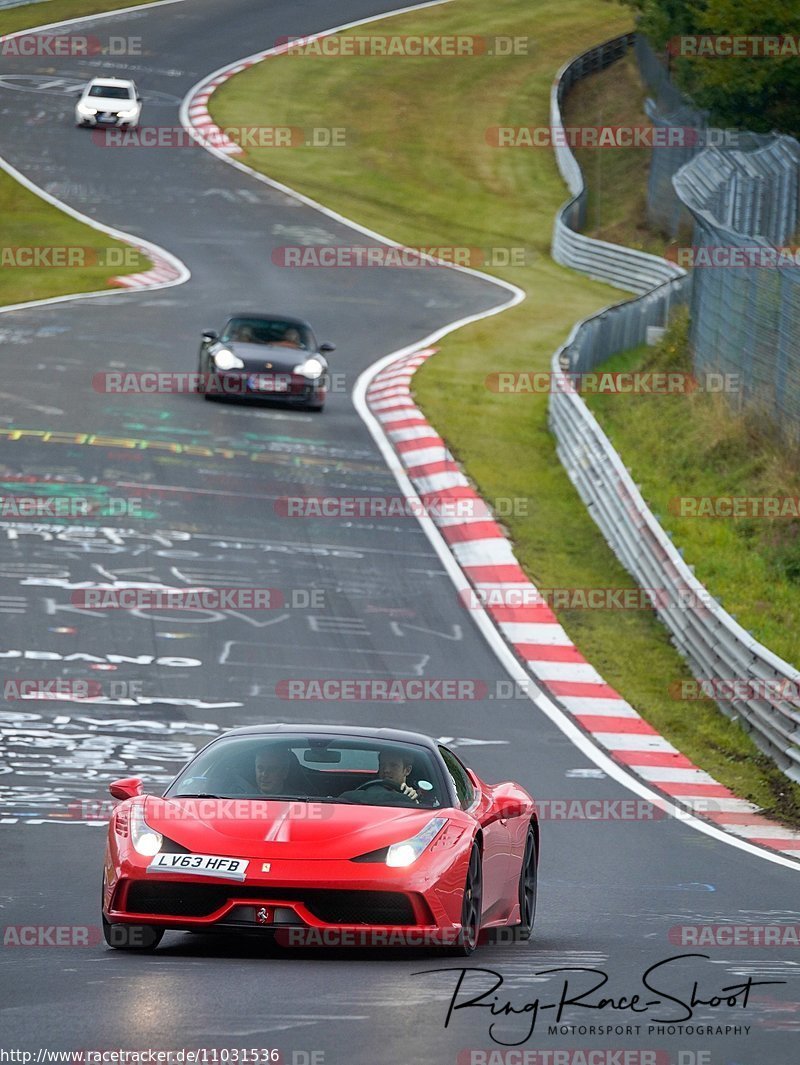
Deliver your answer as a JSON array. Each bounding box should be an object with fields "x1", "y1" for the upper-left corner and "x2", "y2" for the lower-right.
[
  {"x1": 293, "y1": 356, "x2": 325, "y2": 380},
  {"x1": 213, "y1": 349, "x2": 244, "y2": 371}
]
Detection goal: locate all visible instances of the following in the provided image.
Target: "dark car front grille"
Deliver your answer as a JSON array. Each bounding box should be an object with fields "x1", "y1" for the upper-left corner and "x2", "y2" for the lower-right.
[{"x1": 125, "y1": 882, "x2": 417, "y2": 925}]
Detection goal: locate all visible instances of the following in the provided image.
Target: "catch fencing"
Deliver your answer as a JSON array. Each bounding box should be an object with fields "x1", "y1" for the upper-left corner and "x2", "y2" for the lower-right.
[
  {"x1": 548, "y1": 34, "x2": 800, "y2": 781},
  {"x1": 674, "y1": 139, "x2": 800, "y2": 434}
]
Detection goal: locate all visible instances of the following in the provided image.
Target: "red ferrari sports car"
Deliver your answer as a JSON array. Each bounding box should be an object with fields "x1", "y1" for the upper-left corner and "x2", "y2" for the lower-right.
[{"x1": 101, "y1": 725, "x2": 539, "y2": 954}]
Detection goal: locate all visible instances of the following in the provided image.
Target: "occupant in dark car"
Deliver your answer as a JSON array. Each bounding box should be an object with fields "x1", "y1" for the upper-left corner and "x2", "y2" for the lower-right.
[{"x1": 272, "y1": 326, "x2": 304, "y2": 349}]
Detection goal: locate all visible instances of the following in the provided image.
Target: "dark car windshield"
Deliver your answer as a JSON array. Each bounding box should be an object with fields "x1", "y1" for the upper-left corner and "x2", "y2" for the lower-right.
[
  {"x1": 165, "y1": 734, "x2": 446, "y2": 809},
  {"x1": 221, "y1": 317, "x2": 312, "y2": 351},
  {"x1": 88, "y1": 85, "x2": 133, "y2": 100}
]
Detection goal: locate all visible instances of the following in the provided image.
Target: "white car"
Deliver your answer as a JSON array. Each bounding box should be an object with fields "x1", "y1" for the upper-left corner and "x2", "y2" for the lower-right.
[{"x1": 75, "y1": 77, "x2": 142, "y2": 129}]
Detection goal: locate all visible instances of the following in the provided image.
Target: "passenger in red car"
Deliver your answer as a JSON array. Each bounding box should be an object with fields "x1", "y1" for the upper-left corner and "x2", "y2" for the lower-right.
[{"x1": 254, "y1": 747, "x2": 296, "y2": 795}]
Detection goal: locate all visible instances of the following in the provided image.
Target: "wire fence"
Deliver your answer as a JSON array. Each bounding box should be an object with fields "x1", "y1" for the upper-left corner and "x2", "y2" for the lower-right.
[
  {"x1": 674, "y1": 139, "x2": 800, "y2": 433},
  {"x1": 633, "y1": 35, "x2": 800, "y2": 439},
  {"x1": 634, "y1": 36, "x2": 775, "y2": 237}
]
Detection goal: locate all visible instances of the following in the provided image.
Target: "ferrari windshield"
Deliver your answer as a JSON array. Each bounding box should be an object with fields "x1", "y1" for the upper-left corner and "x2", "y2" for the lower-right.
[
  {"x1": 221, "y1": 317, "x2": 312, "y2": 350},
  {"x1": 166, "y1": 733, "x2": 446, "y2": 809}
]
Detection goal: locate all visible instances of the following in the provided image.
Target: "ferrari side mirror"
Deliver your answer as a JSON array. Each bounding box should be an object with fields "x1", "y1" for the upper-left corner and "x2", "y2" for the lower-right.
[{"x1": 109, "y1": 777, "x2": 144, "y2": 801}]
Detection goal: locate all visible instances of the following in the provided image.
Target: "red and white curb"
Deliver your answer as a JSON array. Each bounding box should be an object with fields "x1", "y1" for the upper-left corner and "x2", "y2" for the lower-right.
[
  {"x1": 183, "y1": 35, "x2": 336, "y2": 155},
  {"x1": 367, "y1": 346, "x2": 800, "y2": 862},
  {"x1": 110, "y1": 243, "x2": 185, "y2": 289},
  {"x1": 185, "y1": 62, "x2": 260, "y2": 156}
]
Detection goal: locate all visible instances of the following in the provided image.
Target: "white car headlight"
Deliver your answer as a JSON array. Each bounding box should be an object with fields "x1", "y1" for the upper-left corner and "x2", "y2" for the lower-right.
[
  {"x1": 293, "y1": 356, "x2": 325, "y2": 380},
  {"x1": 77, "y1": 102, "x2": 97, "y2": 115},
  {"x1": 117, "y1": 108, "x2": 138, "y2": 119},
  {"x1": 130, "y1": 804, "x2": 162, "y2": 857},
  {"x1": 386, "y1": 817, "x2": 447, "y2": 867},
  {"x1": 213, "y1": 349, "x2": 244, "y2": 371}
]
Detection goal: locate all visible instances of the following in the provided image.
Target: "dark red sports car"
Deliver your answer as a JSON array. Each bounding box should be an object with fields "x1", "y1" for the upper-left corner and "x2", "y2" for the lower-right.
[{"x1": 101, "y1": 725, "x2": 539, "y2": 954}]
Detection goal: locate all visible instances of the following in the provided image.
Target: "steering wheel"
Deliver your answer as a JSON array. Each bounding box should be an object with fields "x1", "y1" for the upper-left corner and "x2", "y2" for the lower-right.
[{"x1": 352, "y1": 778, "x2": 404, "y2": 793}]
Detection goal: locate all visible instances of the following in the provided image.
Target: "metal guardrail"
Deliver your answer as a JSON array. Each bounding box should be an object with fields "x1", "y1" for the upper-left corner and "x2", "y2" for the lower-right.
[
  {"x1": 548, "y1": 35, "x2": 800, "y2": 781},
  {"x1": 551, "y1": 33, "x2": 685, "y2": 295}
]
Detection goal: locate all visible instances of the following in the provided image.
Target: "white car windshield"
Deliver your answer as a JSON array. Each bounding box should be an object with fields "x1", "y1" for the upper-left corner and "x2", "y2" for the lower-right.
[{"x1": 88, "y1": 85, "x2": 133, "y2": 100}]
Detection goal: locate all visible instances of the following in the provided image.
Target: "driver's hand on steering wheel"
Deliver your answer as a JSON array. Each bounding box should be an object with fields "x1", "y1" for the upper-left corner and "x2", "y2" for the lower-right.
[{"x1": 399, "y1": 782, "x2": 419, "y2": 803}]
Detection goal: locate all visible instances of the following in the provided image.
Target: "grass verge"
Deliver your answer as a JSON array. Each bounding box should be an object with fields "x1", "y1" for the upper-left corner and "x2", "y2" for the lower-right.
[
  {"x1": 210, "y1": 0, "x2": 800, "y2": 823},
  {"x1": 585, "y1": 314, "x2": 800, "y2": 667},
  {"x1": 0, "y1": 0, "x2": 164, "y2": 37},
  {"x1": 0, "y1": 167, "x2": 151, "y2": 305}
]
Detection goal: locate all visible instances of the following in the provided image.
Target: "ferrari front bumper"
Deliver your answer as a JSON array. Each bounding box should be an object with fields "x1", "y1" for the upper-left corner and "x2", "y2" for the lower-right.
[{"x1": 105, "y1": 853, "x2": 467, "y2": 948}]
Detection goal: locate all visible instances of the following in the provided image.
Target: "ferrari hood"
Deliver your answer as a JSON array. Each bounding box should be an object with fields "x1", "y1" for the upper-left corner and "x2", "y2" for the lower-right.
[{"x1": 144, "y1": 796, "x2": 441, "y2": 861}]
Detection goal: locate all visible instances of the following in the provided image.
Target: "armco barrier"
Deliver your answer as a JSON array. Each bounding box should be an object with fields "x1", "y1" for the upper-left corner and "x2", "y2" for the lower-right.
[
  {"x1": 550, "y1": 33, "x2": 684, "y2": 295},
  {"x1": 547, "y1": 35, "x2": 800, "y2": 780}
]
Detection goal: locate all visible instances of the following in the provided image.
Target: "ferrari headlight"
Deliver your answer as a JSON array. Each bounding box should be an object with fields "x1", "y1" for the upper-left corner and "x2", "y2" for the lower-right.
[
  {"x1": 293, "y1": 356, "x2": 324, "y2": 380},
  {"x1": 130, "y1": 804, "x2": 162, "y2": 857},
  {"x1": 386, "y1": 817, "x2": 447, "y2": 868},
  {"x1": 213, "y1": 348, "x2": 244, "y2": 371}
]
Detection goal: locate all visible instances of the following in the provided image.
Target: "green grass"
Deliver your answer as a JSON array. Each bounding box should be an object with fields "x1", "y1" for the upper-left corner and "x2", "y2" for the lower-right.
[
  {"x1": 209, "y1": 0, "x2": 800, "y2": 823},
  {"x1": 0, "y1": 168, "x2": 150, "y2": 305},
  {"x1": 562, "y1": 52, "x2": 670, "y2": 255},
  {"x1": 0, "y1": 0, "x2": 156, "y2": 306},
  {"x1": 585, "y1": 312, "x2": 800, "y2": 666},
  {"x1": 0, "y1": 0, "x2": 163, "y2": 36}
]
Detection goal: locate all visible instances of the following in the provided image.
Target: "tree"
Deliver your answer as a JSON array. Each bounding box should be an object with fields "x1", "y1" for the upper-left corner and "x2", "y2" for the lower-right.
[{"x1": 619, "y1": 0, "x2": 800, "y2": 134}]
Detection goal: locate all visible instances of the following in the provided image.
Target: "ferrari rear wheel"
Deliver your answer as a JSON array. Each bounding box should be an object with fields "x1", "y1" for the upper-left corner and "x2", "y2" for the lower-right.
[
  {"x1": 452, "y1": 843, "x2": 482, "y2": 955},
  {"x1": 516, "y1": 826, "x2": 538, "y2": 941},
  {"x1": 102, "y1": 914, "x2": 164, "y2": 951}
]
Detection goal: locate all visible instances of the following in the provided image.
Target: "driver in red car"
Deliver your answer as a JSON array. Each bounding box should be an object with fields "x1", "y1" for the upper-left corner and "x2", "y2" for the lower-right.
[
  {"x1": 336, "y1": 747, "x2": 420, "y2": 805},
  {"x1": 377, "y1": 750, "x2": 419, "y2": 802}
]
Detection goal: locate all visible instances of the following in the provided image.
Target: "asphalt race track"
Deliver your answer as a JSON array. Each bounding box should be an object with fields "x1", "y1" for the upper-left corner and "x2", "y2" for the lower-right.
[{"x1": 0, "y1": 2, "x2": 798, "y2": 1063}]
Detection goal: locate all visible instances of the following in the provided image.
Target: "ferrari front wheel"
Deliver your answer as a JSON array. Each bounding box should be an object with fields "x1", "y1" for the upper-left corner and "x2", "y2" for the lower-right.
[
  {"x1": 102, "y1": 914, "x2": 164, "y2": 951},
  {"x1": 452, "y1": 843, "x2": 482, "y2": 956}
]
